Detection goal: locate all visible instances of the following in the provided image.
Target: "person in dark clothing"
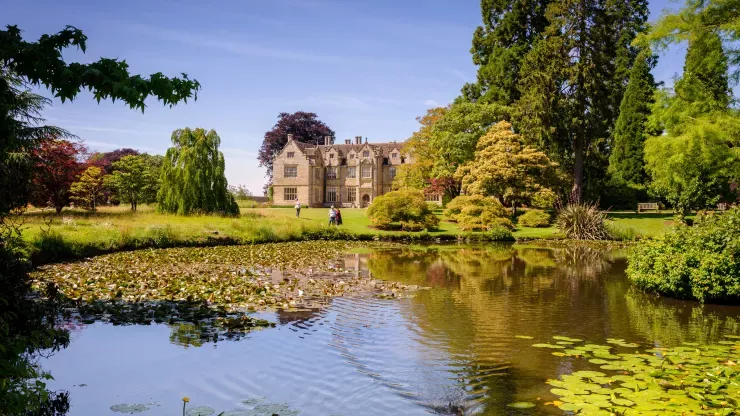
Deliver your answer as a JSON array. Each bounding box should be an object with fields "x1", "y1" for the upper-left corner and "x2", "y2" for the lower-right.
[{"x1": 336, "y1": 208, "x2": 343, "y2": 226}]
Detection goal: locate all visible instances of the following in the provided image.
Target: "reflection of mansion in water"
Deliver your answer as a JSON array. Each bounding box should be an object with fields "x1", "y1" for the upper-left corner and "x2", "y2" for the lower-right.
[
  {"x1": 339, "y1": 253, "x2": 371, "y2": 279},
  {"x1": 271, "y1": 135, "x2": 415, "y2": 208}
]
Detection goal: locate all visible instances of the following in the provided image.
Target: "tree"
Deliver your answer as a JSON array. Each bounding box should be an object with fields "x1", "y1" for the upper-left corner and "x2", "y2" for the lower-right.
[
  {"x1": 644, "y1": 27, "x2": 738, "y2": 219},
  {"x1": 106, "y1": 155, "x2": 157, "y2": 211},
  {"x1": 29, "y1": 139, "x2": 86, "y2": 213},
  {"x1": 0, "y1": 25, "x2": 198, "y2": 415},
  {"x1": 228, "y1": 184, "x2": 253, "y2": 200},
  {"x1": 158, "y1": 128, "x2": 238, "y2": 216},
  {"x1": 139, "y1": 153, "x2": 164, "y2": 203},
  {"x1": 425, "y1": 102, "x2": 509, "y2": 200},
  {"x1": 455, "y1": 121, "x2": 559, "y2": 214},
  {"x1": 393, "y1": 107, "x2": 446, "y2": 191},
  {"x1": 609, "y1": 50, "x2": 657, "y2": 185},
  {"x1": 366, "y1": 189, "x2": 439, "y2": 231},
  {"x1": 88, "y1": 148, "x2": 140, "y2": 174},
  {"x1": 461, "y1": 0, "x2": 552, "y2": 105},
  {"x1": 516, "y1": 0, "x2": 650, "y2": 199},
  {"x1": 70, "y1": 166, "x2": 106, "y2": 211},
  {"x1": 258, "y1": 112, "x2": 335, "y2": 186}
]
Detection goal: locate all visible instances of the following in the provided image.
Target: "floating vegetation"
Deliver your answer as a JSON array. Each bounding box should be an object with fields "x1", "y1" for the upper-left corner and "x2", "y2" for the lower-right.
[
  {"x1": 530, "y1": 335, "x2": 740, "y2": 414},
  {"x1": 31, "y1": 242, "x2": 415, "y2": 341},
  {"x1": 110, "y1": 403, "x2": 151, "y2": 413},
  {"x1": 506, "y1": 401, "x2": 536, "y2": 409}
]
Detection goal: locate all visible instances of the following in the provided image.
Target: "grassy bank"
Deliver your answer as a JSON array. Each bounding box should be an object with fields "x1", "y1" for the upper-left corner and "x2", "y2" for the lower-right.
[{"x1": 17, "y1": 206, "x2": 686, "y2": 265}]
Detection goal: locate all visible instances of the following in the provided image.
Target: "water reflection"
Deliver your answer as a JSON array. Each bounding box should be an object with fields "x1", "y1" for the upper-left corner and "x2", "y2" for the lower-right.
[{"x1": 39, "y1": 244, "x2": 740, "y2": 416}]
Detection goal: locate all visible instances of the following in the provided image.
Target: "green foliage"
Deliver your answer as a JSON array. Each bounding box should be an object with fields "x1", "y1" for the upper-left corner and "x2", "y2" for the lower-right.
[
  {"x1": 427, "y1": 102, "x2": 509, "y2": 181},
  {"x1": 106, "y1": 155, "x2": 159, "y2": 211},
  {"x1": 627, "y1": 208, "x2": 740, "y2": 302},
  {"x1": 609, "y1": 51, "x2": 657, "y2": 185},
  {"x1": 517, "y1": 209, "x2": 551, "y2": 228},
  {"x1": 531, "y1": 335, "x2": 740, "y2": 414},
  {"x1": 556, "y1": 200, "x2": 610, "y2": 240},
  {"x1": 516, "y1": 0, "x2": 650, "y2": 198},
  {"x1": 462, "y1": 0, "x2": 551, "y2": 105},
  {"x1": 158, "y1": 128, "x2": 239, "y2": 216},
  {"x1": 455, "y1": 121, "x2": 560, "y2": 212},
  {"x1": 367, "y1": 190, "x2": 439, "y2": 231},
  {"x1": 70, "y1": 166, "x2": 106, "y2": 211},
  {"x1": 444, "y1": 195, "x2": 513, "y2": 231}
]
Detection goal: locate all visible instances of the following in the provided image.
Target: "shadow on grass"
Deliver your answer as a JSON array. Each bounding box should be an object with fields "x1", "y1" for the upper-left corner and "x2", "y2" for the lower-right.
[{"x1": 607, "y1": 212, "x2": 677, "y2": 220}]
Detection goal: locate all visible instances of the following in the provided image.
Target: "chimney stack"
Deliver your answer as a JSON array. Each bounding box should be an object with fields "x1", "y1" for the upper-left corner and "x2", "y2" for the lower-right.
[
  {"x1": 287, "y1": 134, "x2": 293, "y2": 141},
  {"x1": 355, "y1": 136, "x2": 361, "y2": 145},
  {"x1": 324, "y1": 136, "x2": 331, "y2": 146},
  {"x1": 345, "y1": 139, "x2": 350, "y2": 144},
  {"x1": 364, "y1": 137, "x2": 368, "y2": 144}
]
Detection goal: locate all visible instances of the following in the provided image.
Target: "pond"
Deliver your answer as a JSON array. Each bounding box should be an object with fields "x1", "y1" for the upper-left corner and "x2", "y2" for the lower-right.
[{"x1": 38, "y1": 243, "x2": 740, "y2": 415}]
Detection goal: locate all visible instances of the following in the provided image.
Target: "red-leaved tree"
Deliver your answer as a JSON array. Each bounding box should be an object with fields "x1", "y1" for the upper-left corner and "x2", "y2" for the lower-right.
[
  {"x1": 87, "y1": 148, "x2": 140, "y2": 174},
  {"x1": 258, "y1": 112, "x2": 335, "y2": 187},
  {"x1": 30, "y1": 139, "x2": 87, "y2": 213}
]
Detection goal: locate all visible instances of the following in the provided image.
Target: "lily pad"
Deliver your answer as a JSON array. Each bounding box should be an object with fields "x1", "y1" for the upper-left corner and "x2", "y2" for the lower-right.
[
  {"x1": 515, "y1": 335, "x2": 534, "y2": 339},
  {"x1": 553, "y1": 336, "x2": 583, "y2": 342},
  {"x1": 532, "y1": 343, "x2": 565, "y2": 349},
  {"x1": 110, "y1": 404, "x2": 150, "y2": 413},
  {"x1": 506, "y1": 402, "x2": 535, "y2": 409},
  {"x1": 185, "y1": 407, "x2": 215, "y2": 416}
]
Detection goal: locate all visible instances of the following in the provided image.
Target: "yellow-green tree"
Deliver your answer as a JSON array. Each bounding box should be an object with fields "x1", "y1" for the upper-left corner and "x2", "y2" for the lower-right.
[
  {"x1": 455, "y1": 121, "x2": 559, "y2": 214},
  {"x1": 393, "y1": 107, "x2": 446, "y2": 191},
  {"x1": 70, "y1": 166, "x2": 106, "y2": 211}
]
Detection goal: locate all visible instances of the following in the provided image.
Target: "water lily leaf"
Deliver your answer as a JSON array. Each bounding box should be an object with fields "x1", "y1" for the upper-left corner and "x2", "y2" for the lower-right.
[
  {"x1": 515, "y1": 335, "x2": 534, "y2": 339},
  {"x1": 506, "y1": 402, "x2": 535, "y2": 409},
  {"x1": 553, "y1": 336, "x2": 583, "y2": 342},
  {"x1": 610, "y1": 397, "x2": 634, "y2": 406},
  {"x1": 110, "y1": 404, "x2": 150, "y2": 413},
  {"x1": 588, "y1": 359, "x2": 610, "y2": 365},
  {"x1": 572, "y1": 370, "x2": 606, "y2": 379},
  {"x1": 532, "y1": 343, "x2": 565, "y2": 349},
  {"x1": 185, "y1": 406, "x2": 215, "y2": 416}
]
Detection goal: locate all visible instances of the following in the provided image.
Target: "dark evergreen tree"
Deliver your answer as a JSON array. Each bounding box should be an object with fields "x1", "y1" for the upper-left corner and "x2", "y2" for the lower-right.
[
  {"x1": 461, "y1": 0, "x2": 552, "y2": 105},
  {"x1": 516, "y1": 0, "x2": 649, "y2": 199},
  {"x1": 158, "y1": 128, "x2": 238, "y2": 216},
  {"x1": 609, "y1": 51, "x2": 657, "y2": 185}
]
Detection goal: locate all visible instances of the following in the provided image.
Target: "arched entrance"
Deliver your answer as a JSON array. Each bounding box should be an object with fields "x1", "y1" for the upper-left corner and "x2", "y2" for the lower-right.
[{"x1": 361, "y1": 194, "x2": 371, "y2": 207}]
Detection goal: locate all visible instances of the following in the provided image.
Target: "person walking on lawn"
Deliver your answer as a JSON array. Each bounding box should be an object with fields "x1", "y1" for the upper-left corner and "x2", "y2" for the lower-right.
[
  {"x1": 336, "y1": 208, "x2": 343, "y2": 226},
  {"x1": 295, "y1": 199, "x2": 301, "y2": 217},
  {"x1": 328, "y1": 205, "x2": 337, "y2": 226}
]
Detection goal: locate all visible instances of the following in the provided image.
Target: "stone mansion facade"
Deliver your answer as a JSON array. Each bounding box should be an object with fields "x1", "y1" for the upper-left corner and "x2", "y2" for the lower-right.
[{"x1": 272, "y1": 135, "x2": 411, "y2": 208}]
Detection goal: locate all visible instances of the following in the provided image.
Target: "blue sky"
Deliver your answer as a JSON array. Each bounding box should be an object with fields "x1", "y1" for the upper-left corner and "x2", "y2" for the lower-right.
[{"x1": 5, "y1": 0, "x2": 685, "y2": 194}]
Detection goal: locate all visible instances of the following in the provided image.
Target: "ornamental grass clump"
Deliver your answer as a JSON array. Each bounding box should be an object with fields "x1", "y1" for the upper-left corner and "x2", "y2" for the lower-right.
[
  {"x1": 627, "y1": 208, "x2": 740, "y2": 303},
  {"x1": 556, "y1": 200, "x2": 609, "y2": 240}
]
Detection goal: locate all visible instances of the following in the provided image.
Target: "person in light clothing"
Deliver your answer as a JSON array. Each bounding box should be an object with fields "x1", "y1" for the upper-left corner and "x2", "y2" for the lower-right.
[
  {"x1": 328, "y1": 206, "x2": 337, "y2": 226},
  {"x1": 294, "y1": 199, "x2": 301, "y2": 217}
]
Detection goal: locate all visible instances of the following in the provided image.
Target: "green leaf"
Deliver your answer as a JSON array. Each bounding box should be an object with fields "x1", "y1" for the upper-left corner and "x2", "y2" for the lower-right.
[{"x1": 506, "y1": 402, "x2": 536, "y2": 409}]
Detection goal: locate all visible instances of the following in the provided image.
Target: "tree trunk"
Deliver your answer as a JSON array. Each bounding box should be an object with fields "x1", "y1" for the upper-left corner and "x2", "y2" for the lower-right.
[
  {"x1": 55, "y1": 204, "x2": 63, "y2": 214},
  {"x1": 511, "y1": 201, "x2": 517, "y2": 216},
  {"x1": 572, "y1": 135, "x2": 584, "y2": 201}
]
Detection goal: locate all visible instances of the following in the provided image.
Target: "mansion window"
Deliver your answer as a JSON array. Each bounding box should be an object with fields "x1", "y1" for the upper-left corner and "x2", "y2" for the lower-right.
[
  {"x1": 362, "y1": 151, "x2": 370, "y2": 158},
  {"x1": 361, "y1": 165, "x2": 372, "y2": 178},
  {"x1": 326, "y1": 187, "x2": 338, "y2": 203},
  {"x1": 329, "y1": 153, "x2": 335, "y2": 159},
  {"x1": 315, "y1": 189, "x2": 320, "y2": 203},
  {"x1": 287, "y1": 152, "x2": 295, "y2": 158},
  {"x1": 347, "y1": 187, "x2": 357, "y2": 203},
  {"x1": 284, "y1": 165, "x2": 297, "y2": 178},
  {"x1": 392, "y1": 153, "x2": 397, "y2": 159},
  {"x1": 284, "y1": 187, "x2": 297, "y2": 201},
  {"x1": 348, "y1": 167, "x2": 357, "y2": 178},
  {"x1": 349, "y1": 154, "x2": 355, "y2": 159},
  {"x1": 425, "y1": 193, "x2": 441, "y2": 202},
  {"x1": 326, "y1": 167, "x2": 338, "y2": 179},
  {"x1": 315, "y1": 168, "x2": 320, "y2": 179},
  {"x1": 389, "y1": 166, "x2": 396, "y2": 178}
]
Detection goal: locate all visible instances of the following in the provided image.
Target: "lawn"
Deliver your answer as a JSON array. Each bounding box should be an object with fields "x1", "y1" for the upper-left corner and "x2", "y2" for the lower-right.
[{"x1": 16, "y1": 205, "x2": 688, "y2": 264}]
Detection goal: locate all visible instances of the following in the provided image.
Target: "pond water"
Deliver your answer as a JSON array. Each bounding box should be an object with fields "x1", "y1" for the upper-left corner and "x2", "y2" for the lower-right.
[{"x1": 41, "y1": 243, "x2": 740, "y2": 415}]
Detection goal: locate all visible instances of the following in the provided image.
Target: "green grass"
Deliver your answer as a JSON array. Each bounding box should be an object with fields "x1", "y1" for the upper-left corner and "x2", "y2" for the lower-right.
[{"x1": 16, "y1": 205, "x2": 689, "y2": 264}]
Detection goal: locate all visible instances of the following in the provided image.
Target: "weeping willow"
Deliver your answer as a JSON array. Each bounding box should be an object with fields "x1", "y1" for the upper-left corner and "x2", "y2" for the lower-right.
[{"x1": 157, "y1": 128, "x2": 238, "y2": 216}]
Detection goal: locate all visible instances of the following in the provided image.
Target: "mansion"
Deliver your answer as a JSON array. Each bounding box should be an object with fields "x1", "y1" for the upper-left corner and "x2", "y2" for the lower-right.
[{"x1": 272, "y1": 135, "x2": 412, "y2": 207}]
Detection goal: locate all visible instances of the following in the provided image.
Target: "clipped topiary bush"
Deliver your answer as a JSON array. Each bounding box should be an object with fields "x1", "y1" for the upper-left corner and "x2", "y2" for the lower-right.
[
  {"x1": 444, "y1": 195, "x2": 513, "y2": 231},
  {"x1": 367, "y1": 189, "x2": 439, "y2": 231},
  {"x1": 627, "y1": 208, "x2": 740, "y2": 303},
  {"x1": 517, "y1": 209, "x2": 551, "y2": 228}
]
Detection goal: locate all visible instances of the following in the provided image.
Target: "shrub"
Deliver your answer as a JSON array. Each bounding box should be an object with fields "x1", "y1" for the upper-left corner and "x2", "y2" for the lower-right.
[
  {"x1": 367, "y1": 189, "x2": 439, "y2": 231},
  {"x1": 531, "y1": 188, "x2": 558, "y2": 209},
  {"x1": 517, "y1": 209, "x2": 551, "y2": 228},
  {"x1": 556, "y1": 201, "x2": 610, "y2": 240},
  {"x1": 444, "y1": 195, "x2": 512, "y2": 231},
  {"x1": 627, "y1": 208, "x2": 740, "y2": 303}
]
